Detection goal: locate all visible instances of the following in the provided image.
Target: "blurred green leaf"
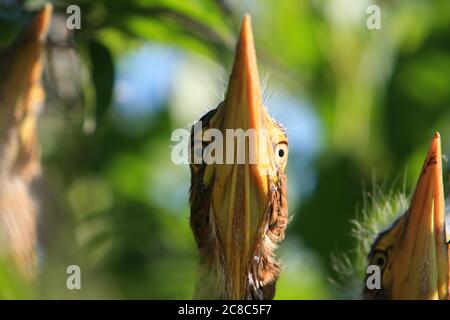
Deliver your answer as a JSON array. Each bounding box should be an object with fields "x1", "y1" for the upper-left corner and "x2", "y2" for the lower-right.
[{"x1": 88, "y1": 40, "x2": 115, "y2": 125}]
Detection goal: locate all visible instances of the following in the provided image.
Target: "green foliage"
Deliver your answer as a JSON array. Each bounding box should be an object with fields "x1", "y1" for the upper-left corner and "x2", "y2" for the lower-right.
[
  {"x1": 0, "y1": 258, "x2": 35, "y2": 299},
  {"x1": 88, "y1": 40, "x2": 115, "y2": 123}
]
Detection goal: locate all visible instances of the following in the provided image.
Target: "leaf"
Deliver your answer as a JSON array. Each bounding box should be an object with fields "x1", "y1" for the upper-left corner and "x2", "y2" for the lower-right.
[{"x1": 88, "y1": 40, "x2": 115, "y2": 125}]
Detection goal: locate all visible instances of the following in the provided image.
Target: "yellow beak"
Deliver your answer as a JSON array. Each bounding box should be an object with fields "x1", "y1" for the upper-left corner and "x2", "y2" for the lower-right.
[
  {"x1": 388, "y1": 132, "x2": 449, "y2": 299},
  {"x1": 207, "y1": 15, "x2": 275, "y2": 299},
  {"x1": 0, "y1": 4, "x2": 52, "y2": 180},
  {"x1": 1, "y1": 4, "x2": 52, "y2": 106}
]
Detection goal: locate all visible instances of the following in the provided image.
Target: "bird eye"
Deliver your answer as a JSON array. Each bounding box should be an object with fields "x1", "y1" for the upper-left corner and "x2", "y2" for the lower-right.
[
  {"x1": 274, "y1": 142, "x2": 288, "y2": 169},
  {"x1": 372, "y1": 251, "x2": 388, "y2": 269}
]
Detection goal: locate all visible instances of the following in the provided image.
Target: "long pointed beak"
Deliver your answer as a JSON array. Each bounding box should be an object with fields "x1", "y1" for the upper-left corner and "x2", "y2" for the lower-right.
[
  {"x1": 0, "y1": 4, "x2": 51, "y2": 278},
  {"x1": 1, "y1": 4, "x2": 52, "y2": 114},
  {"x1": 208, "y1": 15, "x2": 274, "y2": 299},
  {"x1": 389, "y1": 132, "x2": 449, "y2": 299},
  {"x1": 0, "y1": 5, "x2": 52, "y2": 179},
  {"x1": 25, "y1": 4, "x2": 53, "y2": 42}
]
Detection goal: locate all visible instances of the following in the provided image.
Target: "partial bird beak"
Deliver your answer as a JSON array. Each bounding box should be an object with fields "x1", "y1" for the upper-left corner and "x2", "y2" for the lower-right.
[
  {"x1": 0, "y1": 4, "x2": 52, "y2": 180},
  {"x1": 0, "y1": 4, "x2": 51, "y2": 279},
  {"x1": 388, "y1": 132, "x2": 449, "y2": 299},
  {"x1": 0, "y1": 4, "x2": 52, "y2": 112},
  {"x1": 207, "y1": 15, "x2": 275, "y2": 299}
]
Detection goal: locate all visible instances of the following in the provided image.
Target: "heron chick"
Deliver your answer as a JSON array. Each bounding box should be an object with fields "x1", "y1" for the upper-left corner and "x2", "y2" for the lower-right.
[
  {"x1": 189, "y1": 15, "x2": 289, "y2": 299},
  {"x1": 364, "y1": 133, "x2": 449, "y2": 299}
]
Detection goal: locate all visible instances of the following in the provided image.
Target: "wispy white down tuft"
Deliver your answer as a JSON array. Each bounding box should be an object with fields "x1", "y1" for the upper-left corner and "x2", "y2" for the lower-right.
[{"x1": 330, "y1": 181, "x2": 408, "y2": 299}]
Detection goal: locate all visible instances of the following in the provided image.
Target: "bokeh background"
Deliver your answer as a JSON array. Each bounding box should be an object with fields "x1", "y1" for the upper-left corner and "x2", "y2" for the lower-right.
[{"x1": 1, "y1": 0, "x2": 450, "y2": 299}]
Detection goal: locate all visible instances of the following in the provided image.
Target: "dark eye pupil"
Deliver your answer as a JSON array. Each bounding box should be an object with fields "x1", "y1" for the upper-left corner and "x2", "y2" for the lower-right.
[
  {"x1": 278, "y1": 149, "x2": 284, "y2": 157},
  {"x1": 377, "y1": 257, "x2": 385, "y2": 266}
]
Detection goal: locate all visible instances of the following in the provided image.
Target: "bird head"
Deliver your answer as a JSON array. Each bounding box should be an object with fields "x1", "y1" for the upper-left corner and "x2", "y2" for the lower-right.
[
  {"x1": 189, "y1": 15, "x2": 289, "y2": 299},
  {"x1": 365, "y1": 133, "x2": 449, "y2": 299}
]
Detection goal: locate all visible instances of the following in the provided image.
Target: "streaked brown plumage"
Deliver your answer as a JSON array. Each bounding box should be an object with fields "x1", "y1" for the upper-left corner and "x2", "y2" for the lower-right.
[
  {"x1": 0, "y1": 4, "x2": 52, "y2": 279},
  {"x1": 189, "y1": 15, "x2": 289, "y2": 299}
]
